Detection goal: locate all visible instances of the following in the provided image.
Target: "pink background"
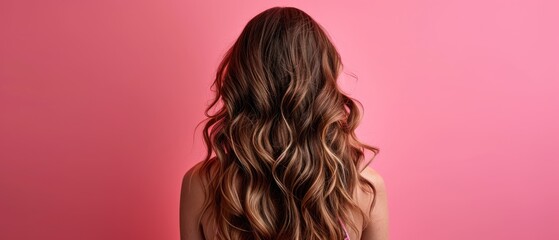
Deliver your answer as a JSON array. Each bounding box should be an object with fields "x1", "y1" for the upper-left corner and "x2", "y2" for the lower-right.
[{"x1": 1, "y1": 0, "x2": 558, "y2": 239}]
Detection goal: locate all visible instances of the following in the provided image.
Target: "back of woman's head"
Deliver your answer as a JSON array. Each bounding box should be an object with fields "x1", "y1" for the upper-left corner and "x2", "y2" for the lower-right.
[{"x1": 196, "y1": 6, "x2": 379, "y2": 240}]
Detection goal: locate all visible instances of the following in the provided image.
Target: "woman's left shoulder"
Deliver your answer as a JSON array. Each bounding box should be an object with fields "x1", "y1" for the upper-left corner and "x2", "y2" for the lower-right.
[{"x1": 180, "y1": 161, "x2": 206, "y2": 240}]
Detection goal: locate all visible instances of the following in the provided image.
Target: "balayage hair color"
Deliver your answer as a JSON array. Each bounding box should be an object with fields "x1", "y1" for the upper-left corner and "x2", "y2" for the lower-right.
[{"x1": 194, "y1": 6, "x2": 380, "y2": 240}]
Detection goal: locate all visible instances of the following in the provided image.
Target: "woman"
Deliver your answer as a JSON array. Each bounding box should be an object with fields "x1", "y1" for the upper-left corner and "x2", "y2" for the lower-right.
[{"x1": 180, "y1": 6, "x2": 389, "y2": 240}]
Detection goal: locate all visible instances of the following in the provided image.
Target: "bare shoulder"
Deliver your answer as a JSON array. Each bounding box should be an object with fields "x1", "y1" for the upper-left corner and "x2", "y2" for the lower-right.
[
  {"x1": 181, "y1": 161, "x2": 206, "y2": 200},
  {"x1": 360, "y1": 166, "x2": 390, "y2": 240},
  {"x1": 182, "y1": 161, "x2": 206, "y2": 187},
  {"x1": 180, "y1": 161, "x2": 206, "y2": 240},
  {"x1": 360, "y1": 166, "x2": 386, "y2": 191}
]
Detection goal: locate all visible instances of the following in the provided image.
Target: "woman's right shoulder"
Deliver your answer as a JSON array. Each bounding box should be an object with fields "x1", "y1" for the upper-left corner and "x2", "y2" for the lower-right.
[
  {"x1": 360, "y1": 166, "x2": 386, "y2": 193},
  {"x1": 357, "y1": 166, "x2": 385, "y2": 206},
  {"x1": 358, "y1": 166, "x2": 390, "y2": 239}
]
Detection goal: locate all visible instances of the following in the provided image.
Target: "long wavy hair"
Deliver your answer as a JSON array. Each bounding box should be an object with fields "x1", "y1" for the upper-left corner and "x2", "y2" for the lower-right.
[{"x1": 193, "y1": 6, "x2": 380, "y2": 240}]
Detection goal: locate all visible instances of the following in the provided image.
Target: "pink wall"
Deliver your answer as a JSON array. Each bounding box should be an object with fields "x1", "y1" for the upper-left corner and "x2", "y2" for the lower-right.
[{"x1": 1, "y1": 0, "x2": 557, "y2": 239}]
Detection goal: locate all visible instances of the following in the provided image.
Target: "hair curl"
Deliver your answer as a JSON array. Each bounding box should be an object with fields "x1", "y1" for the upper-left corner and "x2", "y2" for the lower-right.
[{"x1": 193, "y1": 6, "x2": 380, "y2": 240}]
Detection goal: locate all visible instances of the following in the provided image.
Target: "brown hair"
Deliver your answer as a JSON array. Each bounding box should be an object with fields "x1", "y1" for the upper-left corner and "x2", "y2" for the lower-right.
[{"x1": 194, "y1": 6, "x2": 379, "y2": 239}]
